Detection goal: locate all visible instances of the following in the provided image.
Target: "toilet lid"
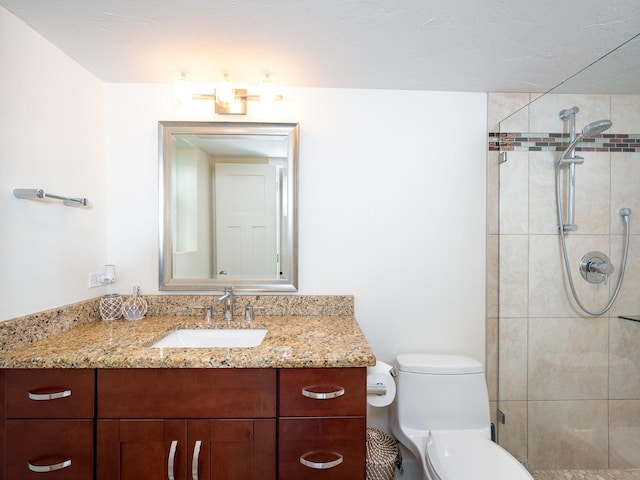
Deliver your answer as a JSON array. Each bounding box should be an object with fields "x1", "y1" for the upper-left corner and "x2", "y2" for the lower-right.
[{"x1": 426, "y1": 431, "x2": 533, "y2": 480}]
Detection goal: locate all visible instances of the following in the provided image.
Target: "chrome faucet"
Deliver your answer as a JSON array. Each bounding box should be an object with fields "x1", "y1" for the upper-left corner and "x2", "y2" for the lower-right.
[{"x1": 217, "y1": 286, "x2": 234, "y2": 322}]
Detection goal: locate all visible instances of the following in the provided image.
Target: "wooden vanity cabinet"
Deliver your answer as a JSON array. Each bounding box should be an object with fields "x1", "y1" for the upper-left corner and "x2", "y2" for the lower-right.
[
  {"x1": 96, "y1": 369, "x2": 277, "y2": 480},
  {"x1": 278, "y1": 368, "x2": 367, "y2": 480},
  {"x1": 2, "y1": 369, "x2": 95, "y2": 480}
]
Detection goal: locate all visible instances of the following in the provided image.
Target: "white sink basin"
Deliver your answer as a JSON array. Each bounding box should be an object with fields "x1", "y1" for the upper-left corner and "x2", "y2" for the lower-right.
[{"x1": 151, "y1": 329, "x2": 267, "y2": 348}]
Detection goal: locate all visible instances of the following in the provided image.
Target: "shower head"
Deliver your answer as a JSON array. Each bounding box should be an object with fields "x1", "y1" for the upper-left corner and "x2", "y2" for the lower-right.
[
  {"x1": 581, "y1": 119, "x2": 612, "y2": 137},
  {"x1": 557, "y1": 119, "x2": 613, "y2": 165}
]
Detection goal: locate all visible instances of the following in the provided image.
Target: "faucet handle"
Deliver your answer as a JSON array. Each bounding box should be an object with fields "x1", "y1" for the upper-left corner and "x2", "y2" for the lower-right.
[
  {"x1": 244, "y1": 306, "x2": 263, "y2": 323},
  {"x1": 193, "y1": 305, "x2": 212, "y2": 322}
]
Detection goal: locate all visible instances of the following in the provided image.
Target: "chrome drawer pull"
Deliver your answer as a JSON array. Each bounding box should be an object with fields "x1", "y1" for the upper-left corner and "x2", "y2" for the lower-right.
[
  {"x1": 300, "y1": 451, "x2": 343, "y2": 470},
  {"x1": 168, "y1": 440, "x2": 178, "y2": 480},
  {"x1": 192, "y1": 440, "x2": 202, "y2": 480},
  {"x1": 301, "y1": 386, "x2": 345, "y2": 400},
  {"x1": 28, "y1": 389, "x2": 72, "y2": 401},
  {"x1": 28, "y1": 459, "x2": 72, "y2": 472}
]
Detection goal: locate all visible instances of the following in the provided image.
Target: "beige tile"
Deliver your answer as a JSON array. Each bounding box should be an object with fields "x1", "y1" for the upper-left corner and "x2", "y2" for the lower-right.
[
  {"x1": 610, "y1": 318, "x2": 640, "y2": 399},
  {"x1": 611, "y1": 95, "x2": 640, "y2": 132},
  {"x1": 528, "y1": 317, "x2": 608, "y2": 400},
  {"x1": 499, "y1": 235, "x2": 528, "y2": 318},
  {"x1": 487, "y1": 151, "x2": 500, "y2": 235},
  {"x1": 609, "y1": 234, "x2": 640, "y2": 318},
  {"x1": 500, "y1": 151, "x2": 529, "y2": 234},
  {"x1": 529, "y1": 151, "x2": 559, "y2": 234},
  {"x1": 610, "y1": 400, "x2": 640, "y2": 468},
  {"x1": 489, "y1": 92, "x2": 531, "y2": 132},
  {"x1": 499, "y1": 317, "x2": 528, "y2": 400},
  {"x1": 528, "y1": 400, "x2": 608, "y2": 470},
  {"x1": 528, "y1": 234, "x2": 611, "y2": 318},
  {"x1": 571, "y1": 152, "x2": 610, "y2": 235},
  {"x1": 497, "y1": 400, "x2": 528, "y2": 465},
  {"x1": 611, "y1": 153, "x2": 640, "y2": 236},
  {"x1": 486, "y1": 316, "x2": 498, "y2": 402},
  {"x1": 487, "y1": 234, "x2": 499, "y2": 318},
  {"x1": 529, "y1": 94, "x2": 610, "y2": 134}
]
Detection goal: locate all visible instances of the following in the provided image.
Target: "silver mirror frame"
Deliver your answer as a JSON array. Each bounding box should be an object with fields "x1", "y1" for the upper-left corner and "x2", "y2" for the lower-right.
[{"x1": 159, "y1": 121, "x2": 299, "y2": 292}]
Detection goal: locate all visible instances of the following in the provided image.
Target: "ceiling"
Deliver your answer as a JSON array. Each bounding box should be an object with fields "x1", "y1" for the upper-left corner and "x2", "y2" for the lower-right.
[{"x1": 2, "y1": 0, "x2": 640, "y2": 93}]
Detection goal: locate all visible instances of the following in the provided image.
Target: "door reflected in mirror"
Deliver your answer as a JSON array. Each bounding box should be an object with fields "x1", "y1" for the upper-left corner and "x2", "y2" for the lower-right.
[{"x1": 159, "y1": 122, "x2": 298, "y2": 292}]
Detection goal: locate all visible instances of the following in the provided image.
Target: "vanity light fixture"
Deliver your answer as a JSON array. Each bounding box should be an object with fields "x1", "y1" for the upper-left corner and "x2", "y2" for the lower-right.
[{"x1": 176, "y1": 73, "x2": 283, "y2": 115}]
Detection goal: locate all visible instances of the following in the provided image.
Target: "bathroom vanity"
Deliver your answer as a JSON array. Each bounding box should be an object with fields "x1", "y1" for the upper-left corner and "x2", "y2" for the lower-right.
[{"x1": 0, "y1": 313, "x2": 375, "y2": 480}]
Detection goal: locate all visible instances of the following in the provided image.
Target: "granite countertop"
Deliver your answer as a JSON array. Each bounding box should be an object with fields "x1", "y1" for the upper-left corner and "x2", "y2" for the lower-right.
[{"x1": 0, "y1": 315, "x2": 376, "y2": 369}]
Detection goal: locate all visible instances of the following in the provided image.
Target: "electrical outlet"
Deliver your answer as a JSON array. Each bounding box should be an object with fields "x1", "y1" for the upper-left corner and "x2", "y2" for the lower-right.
[{"x1": 89, "y1": 272, "x2": 103, "y2": 288}]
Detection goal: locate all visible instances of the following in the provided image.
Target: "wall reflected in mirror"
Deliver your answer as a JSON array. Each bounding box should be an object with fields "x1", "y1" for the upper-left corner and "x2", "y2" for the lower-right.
[{"x1": 159, "y1": 122, "x2": 298, "y2": 292}]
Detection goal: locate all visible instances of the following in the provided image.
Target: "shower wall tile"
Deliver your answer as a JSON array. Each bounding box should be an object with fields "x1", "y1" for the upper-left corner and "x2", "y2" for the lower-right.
[
  {"x1": 609, "y1": 400, "x2": 640, "y2": 468},
  {"x1": 529, "y1": 94, "x2": 611, "y2": 133},
  {"x1": 500, "y1": 150, "x2": 529, "y2": 234},
  {"x1": 489, "y1": 92, "x2": 531, "y2": 132},
  {"x1": 528, "y1": 317, "x2": 608, "y2": 400},
  {"x1": 528, "y1": 400, "x2": 608, "y2": 470},
  {"x1": 529, "y1": 151, "x2": 559, "y2": 234},
  {"x1": 499, "y1": 317, "x2": 528, "y2": 400},
  {"x1": 499, "y1": 235, "x2": 528, "y2": 318},
  {"x1": 611, "y1": 153, "x2": 640, "y2": 235},
  {"x1": 611, "y1": 95, "x2": 640, "y2": 132},
  {"x1": 488, "y1": 151, "x2": 500, "y2": 235},
  {"x1": 572, "y1": 152, "x2": 611, "y2": 235},
  {"x1": 610, "y1": 318, "x2": 640, "y2": 399},
  {"x1": 486, "y1": 316, "x2": 498, "y2": 402},
  {"x1": 487, "y1": 234, "x2": 499, "y2": 318},
  {"x1": 528, "y1": 234, "x2": 611, "y2": 318},
  {"x1": 497, "y1": 400, "x2": 528, "y2": 466},
  {"x1": 609, "y1": 234, "x2": 640, "y2": 317}
]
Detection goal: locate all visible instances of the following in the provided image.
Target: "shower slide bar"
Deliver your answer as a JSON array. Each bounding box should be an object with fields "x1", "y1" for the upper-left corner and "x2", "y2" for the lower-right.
[{"x1": 13, "y1": 188, "x2": 88, "y2": 207}]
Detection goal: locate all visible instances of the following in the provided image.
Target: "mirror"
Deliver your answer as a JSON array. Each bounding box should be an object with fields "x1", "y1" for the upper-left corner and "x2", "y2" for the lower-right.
[{"x1": 159, "y1": 121, "x2": 299, "y2": 292}]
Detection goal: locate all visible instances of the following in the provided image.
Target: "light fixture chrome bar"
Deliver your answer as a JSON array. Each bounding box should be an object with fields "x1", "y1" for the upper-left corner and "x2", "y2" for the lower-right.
[
  {"x1": 13, "y1": 188, "x2": 88, "y2": 207},
  {"x1": 192, "y1": 93, "x2": 284, "y2": 102}
]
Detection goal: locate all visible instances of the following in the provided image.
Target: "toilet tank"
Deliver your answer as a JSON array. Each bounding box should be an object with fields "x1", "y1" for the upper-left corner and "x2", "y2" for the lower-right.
[{"x1": 392, "y1": 354, "x2": 490, "y2": 432}]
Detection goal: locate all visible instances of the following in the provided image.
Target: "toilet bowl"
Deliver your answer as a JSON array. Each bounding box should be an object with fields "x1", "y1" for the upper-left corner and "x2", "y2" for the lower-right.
[{"x1": 389, "y1": 353, "x2": 532, "y2": 480}]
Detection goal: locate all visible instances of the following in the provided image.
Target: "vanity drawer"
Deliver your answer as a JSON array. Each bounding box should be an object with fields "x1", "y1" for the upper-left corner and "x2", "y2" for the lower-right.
[
  {"x1": 278, "y1": 417, "x2": 366, "y2": 480},
  {"x1": 5, "y1": 369, "x2": 95, "y2": 419},
  {"x1": 278, "y1": 368, "x2": 366, "y2": 417},
  {"x1": 98, "y1": 368, "x2": 276, "y2": 418},
  {"x1": 5, "y1": 419, "x2": 94, "y2": 479}
]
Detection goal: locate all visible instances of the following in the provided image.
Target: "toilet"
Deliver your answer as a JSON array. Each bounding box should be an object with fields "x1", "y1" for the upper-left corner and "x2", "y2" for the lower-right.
[{"x1": 389, "y1": 353, "x2": 533, "y2": 480}]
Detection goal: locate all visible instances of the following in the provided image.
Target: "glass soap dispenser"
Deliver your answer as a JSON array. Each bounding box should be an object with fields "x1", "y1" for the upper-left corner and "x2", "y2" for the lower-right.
[{"x1": 122, "y1": 286, "x2": 148, "y2": 320}]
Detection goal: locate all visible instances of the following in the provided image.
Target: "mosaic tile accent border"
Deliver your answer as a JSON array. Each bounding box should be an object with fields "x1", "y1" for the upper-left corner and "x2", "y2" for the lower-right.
[{"x1": 489, "y1": 132, "x2": 640, "y2": 152}]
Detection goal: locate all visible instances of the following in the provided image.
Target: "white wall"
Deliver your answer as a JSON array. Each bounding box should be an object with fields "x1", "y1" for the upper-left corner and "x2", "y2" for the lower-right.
[
  {"x1": 106, "y1": 85, "x2": 488, "y2": 365},
  {"x1": 0, "y1": 6, "x2": 107, "y2": 321}
]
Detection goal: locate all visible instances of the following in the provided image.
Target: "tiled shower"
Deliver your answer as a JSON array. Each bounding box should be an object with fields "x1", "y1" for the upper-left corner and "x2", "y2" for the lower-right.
[{"x1": 487, "y1": 92, "x2": 640, "y2": 471}]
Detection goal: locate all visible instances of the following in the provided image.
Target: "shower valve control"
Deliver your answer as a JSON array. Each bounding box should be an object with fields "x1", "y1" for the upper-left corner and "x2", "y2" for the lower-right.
[{"x1": 580, "y1": 251, "x2": 614, "y2": 284}]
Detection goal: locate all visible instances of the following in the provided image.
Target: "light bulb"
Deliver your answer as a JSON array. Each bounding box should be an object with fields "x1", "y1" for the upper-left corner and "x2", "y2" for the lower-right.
[
  {"x1": 260, "y1": 74, "x2": 275, "y2": 105},
  {"x1": 215, "y1": 74, "x2": 234, "y2": 105},
  {"x1": 173, "y1": 72, "x2": 192, "y2": 103}
]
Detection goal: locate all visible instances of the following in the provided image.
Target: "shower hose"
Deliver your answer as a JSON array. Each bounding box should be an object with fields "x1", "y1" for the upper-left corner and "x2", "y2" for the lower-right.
[{"x1": 554, "y1": 166, "x2": 631, "y2": 316}]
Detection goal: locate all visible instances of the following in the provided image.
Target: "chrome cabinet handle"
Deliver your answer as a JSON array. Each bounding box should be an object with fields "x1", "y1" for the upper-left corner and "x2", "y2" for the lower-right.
[
  {"x1": 301, "y1": 386, "x2": 345, "y2": 400},
  {"x1": 168, "y1": 440, "x2": 178, "y2": 480},
  {"x1": 28, "y1": 459, "x2": 72, "y2": 472},
  {"x1": 192, "y1": 440, "x2": 202, "y2": 480},
  {"x1": 28, "y1": 389, "x2": 72, "y2": 401},
  {"x1": 300, "y1": 451, "x2": 343, "y2": 470}
]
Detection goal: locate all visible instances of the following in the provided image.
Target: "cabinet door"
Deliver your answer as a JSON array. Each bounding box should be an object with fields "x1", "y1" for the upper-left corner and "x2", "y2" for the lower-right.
[
  {"x1": 97, "y1": 419, "x2": 187, "y2": 480},
  {"x1": 278, "y1": 417, "x2": 366, "y2": 480},
  {"x1": 188, "y1": 419, "x2": 275, "y2": 480},
  {"x1": 5, "y1": 419, "x2": 94, "y2": 480}
]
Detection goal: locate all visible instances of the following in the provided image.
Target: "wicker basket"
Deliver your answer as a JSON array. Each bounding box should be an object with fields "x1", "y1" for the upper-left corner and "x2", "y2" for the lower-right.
[{"x1": 366, "y1": 428, "x2": 401, "y2": 480}]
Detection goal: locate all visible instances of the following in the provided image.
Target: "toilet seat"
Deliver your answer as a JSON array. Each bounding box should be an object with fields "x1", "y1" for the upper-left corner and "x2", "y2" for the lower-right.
[{"x1": 425, "y1": 430, "x2": 533, "y2": 480}]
